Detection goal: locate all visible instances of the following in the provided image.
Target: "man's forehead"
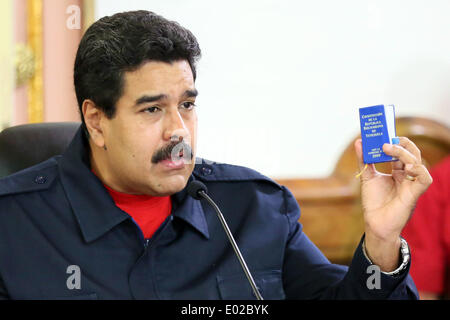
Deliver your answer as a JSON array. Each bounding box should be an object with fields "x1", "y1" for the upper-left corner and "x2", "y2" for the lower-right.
[
  {"x1": 127, "y1": 60, "x2": 193, "y2": 82},
  {"x1": 122, "y1": 60, "x2": 195, "y2": 97}
]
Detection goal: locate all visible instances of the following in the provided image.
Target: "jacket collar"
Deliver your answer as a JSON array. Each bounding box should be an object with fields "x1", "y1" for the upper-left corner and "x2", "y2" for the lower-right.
[
  {"x1": 170, "y1": 175, "x2": 210, "y2": 239},
  {"x1": 58, "y1": 126, "x2": 209, "y2": 243}
]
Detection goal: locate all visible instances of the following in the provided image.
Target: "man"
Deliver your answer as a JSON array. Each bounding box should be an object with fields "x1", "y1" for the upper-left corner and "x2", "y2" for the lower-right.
[{"x1": 0, "y1": 11, "x2": 432, "y2": 299}]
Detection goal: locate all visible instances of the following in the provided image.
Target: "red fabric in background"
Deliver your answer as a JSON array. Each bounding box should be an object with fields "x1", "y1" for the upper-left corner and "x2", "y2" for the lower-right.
[{"x1": 402, "y1": 156, "x2": 450, "y2": 297}]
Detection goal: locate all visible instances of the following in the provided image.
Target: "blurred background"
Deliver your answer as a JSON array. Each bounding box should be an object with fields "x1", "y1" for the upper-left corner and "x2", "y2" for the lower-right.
[{"x1": 1, "y1": 0, "x2": 449, "y2": 178}]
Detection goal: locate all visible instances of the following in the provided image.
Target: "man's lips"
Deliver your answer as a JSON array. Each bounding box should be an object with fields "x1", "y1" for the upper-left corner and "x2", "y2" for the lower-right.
[{"x1": 158, "y1": 158, "x2": 186, "y2": 169}]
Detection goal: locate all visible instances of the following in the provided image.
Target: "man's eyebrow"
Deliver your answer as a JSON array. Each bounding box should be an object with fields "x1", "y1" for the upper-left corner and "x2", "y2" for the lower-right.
[
  {"x1": 134, "y1": 89, "x2": 198, "y2": 107},
  {"x1": 182, "y1": 89, "x2": 198, "y2": 99},
  {"x1": 135, "y1": 94, "x2": 168, "y2": 106}
]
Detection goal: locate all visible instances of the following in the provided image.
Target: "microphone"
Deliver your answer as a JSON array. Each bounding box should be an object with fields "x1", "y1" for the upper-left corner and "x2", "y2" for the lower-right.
[{"x1": 187, "y1": 181, "x2": 264, "y2": 300}]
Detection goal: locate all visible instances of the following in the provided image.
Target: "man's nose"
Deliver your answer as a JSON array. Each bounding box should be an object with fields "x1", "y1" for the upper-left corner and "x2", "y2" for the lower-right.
[{"x1": 163, "y1": 109, "x2": 189, "y2": 142}]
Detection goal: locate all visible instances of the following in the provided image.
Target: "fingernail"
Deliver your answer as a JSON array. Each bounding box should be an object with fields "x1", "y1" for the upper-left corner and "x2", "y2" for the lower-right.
[{"x1": 383, "y1": 144, "x2": 392, "y2": 151}]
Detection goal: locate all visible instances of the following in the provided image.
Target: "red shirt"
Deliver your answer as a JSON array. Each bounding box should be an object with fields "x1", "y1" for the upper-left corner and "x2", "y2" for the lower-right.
[
  {"x1": 402, "y1": 156, "x2": 450, "y2": 297},
  {"x1": 103, "y1": 183, "x2": 172, "y2": 239}
]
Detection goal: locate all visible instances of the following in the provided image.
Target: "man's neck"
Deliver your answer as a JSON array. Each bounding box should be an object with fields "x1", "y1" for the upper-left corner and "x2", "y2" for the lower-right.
[{"x1": 88, "y1": 140, "x2": 124, "y2": 193}]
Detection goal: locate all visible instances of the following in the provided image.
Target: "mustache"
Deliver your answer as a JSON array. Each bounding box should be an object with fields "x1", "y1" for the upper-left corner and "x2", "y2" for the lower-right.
[{"x1": 151, "y1": 141, "x2": 193, "y2": 164}]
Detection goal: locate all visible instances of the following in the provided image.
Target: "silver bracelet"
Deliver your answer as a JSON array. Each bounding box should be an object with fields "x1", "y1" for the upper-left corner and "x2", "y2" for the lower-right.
[{"x1": 362, "y1": 236, "x2": 410, "y2": 277}]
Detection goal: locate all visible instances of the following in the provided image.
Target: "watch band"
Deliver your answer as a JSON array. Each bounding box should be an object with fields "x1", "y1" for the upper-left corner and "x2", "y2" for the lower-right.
[{"x1": 362, "y1": 236, "x2": 410, "y2": 277}]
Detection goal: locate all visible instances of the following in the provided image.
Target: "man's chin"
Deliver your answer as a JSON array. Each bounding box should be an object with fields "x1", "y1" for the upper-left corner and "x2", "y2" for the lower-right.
[
  {"x1": 150, "y1": 175, "x2": 190, "y2": 196},
  {"x1": 146, "y1": 162, "x2": 194, "y2": 196}
]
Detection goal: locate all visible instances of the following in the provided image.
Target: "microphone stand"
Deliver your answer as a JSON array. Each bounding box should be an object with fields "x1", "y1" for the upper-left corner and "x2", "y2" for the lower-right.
[{"x1": 198, "y1": 190, "x2": 264, "y2": 300}]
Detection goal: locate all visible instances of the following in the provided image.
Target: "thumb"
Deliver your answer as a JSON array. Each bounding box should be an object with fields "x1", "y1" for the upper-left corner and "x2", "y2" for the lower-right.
[{"x1": 354, "y1": 139, "x2": 376, "y2": 180}]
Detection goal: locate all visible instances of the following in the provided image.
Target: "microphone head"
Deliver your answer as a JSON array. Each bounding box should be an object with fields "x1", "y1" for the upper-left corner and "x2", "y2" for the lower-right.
[{"x1": 187, "y1": 181, "x2": 208, "y2": 200}]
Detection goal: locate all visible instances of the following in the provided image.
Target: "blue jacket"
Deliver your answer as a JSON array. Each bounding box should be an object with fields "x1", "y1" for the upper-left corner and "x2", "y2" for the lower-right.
[{"x1": 0, "y1": 127, "x2": 418, "y2": 299}]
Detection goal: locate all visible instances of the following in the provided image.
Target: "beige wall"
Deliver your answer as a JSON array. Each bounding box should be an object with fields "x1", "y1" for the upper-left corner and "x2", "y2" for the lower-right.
[
  {"x1": 13, "y1": 0, "x2": 28, "y2": 126},
  {"x1": 43, "y1": 0, "x2": 82, "y2": 123},
  {"x1": 0, "y1": 0, "x2": 14, "y2": 130},
  {"x1": 13, "y1": 0, "x2": 84, "y2": 126}
]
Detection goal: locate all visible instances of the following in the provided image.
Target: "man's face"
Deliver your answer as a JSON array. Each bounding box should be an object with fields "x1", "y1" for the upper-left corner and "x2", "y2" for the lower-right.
[{"x1": 96, "y1": 60, "x2": 198, "y2": 196}]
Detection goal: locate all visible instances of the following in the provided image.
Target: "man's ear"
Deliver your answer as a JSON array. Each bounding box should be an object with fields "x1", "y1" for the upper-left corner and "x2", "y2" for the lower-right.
[{"x1": 82, "y1": 99, "x2": 106, "y2": 149}]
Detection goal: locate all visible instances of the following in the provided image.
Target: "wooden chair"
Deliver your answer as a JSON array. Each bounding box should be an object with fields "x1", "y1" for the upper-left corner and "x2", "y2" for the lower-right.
[{"x1": 275, "y1": 117, "x2": 450, "y2": 264}]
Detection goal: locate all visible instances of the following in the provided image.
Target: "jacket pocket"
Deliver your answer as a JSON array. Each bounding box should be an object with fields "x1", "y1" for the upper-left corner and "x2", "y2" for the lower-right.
[{"x1": 217, "y1": 270, "x2": 285, "y2": 300}]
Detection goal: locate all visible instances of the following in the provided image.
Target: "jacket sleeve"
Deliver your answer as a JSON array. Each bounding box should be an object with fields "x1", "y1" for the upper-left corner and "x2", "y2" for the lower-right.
[
  {"x1": 280, "y1": 186, "x2": 419, "y2": 300},
  {"x1": 0, "y1": 273, "x2": 9, "y2": 300}
]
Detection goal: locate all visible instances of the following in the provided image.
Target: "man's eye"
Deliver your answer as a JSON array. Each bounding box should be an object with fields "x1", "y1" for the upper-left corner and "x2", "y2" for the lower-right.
[
  {"x1": 181, "y1": 102, "x2": 196, "y2": 110},
  {"x1": 143, "y1": 106, "x2": 160, "y2": 113}
]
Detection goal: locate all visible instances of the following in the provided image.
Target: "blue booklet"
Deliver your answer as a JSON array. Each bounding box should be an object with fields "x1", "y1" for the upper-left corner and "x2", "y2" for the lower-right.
[{"x1": 359, "y1": 104, "x2": 399, "y2": 164}]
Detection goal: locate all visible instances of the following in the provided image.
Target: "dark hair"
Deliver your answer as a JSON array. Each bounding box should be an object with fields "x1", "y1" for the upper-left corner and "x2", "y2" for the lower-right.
[{"x1": 74, "y1": 10, "x2": 201, "y2": 137}]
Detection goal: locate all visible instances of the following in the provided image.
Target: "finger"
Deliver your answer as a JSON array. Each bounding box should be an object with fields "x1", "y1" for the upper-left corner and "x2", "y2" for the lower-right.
[
  {"x1": 392, "y1": 158, "x2": 404, "y2": 171},
  {"x1": 397, "y1": 137, "x2": 422, "y2": 163},
  {"x1": 391, "y1": 137, "x2": 421, "y2": 171},
  {"x1": 404, "y1": 163, "x2": 433, "y2": 186},
  {"x1": 383, "y1": 143, "x2": 419, "y2": 166},
  {"x1": 354, "y1": 139, "x2": 377, "y2": 180}
]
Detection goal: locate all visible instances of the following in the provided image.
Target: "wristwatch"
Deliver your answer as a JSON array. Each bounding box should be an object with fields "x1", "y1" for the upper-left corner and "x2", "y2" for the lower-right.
[{"x1": 362, "y1": 236, "x2": 410, "y2": 277}]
